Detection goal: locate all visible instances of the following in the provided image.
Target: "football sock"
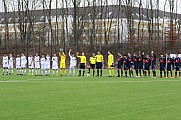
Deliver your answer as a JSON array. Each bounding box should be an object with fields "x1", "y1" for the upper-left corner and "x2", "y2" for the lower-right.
[
  {"x1": 139, "y1": 70, "x2": 141, "y2": 76},
  {"x1": 121, "y1": 70, "x2": 123, "y2": 77},
  {"x1": 131, "y1": 70, "x2": 133, "y2": 75},
  {"x1": 88, "y1": 68, "x2": 90, "y2": 73},
  {"x1": 60, "y1": 69, "x2": 62, "y2": 75},
  {"x1": 93, "y1": 70, "x2": 95, "y2": 76},
  {"x1": 111, "y1": 69, "x2": 114, "y2": 76},
  {"x1": 160, "y1": 71, "x2": 162, "y2": 77},
  {"x1": 79, "y1": 70, "x2": 81, "y2": 76},
  {"x1": 97, "y1": 69, "x2": 99, "y2": 76},
  {"x1": 171, "y1": 71, "x2": 172, "y2": 77},
  {"x1": 117, "y1": 70, "x2": 120, "y2": 77},
  {"x1": 164, "y1": 71, "x2": 166, "y2": 77},
  {"x1": 64, "y1": 69, "x2": 66, "y2": 75},
  {"x1": 175, "y1": 72, "x2": 177, "y2": 78},
  {"x1": 167, "y1": 71, "x2": 169, "y2": 77},
  {"x1": 109, "y1": 69, "x2": 112, "y2": 76},
  {"x1": 148, "y1": 70, "x2": 150, "y2": 76},
  {"x1": 125, "y1": 71, "x2": 127, "y2": 77},
  {"x1": 100, "y1": 70, "x2": 102, "y2": 76},
  {"x1": 136, "y1": 70, "x2": 138, "y2": 76},
  {"x1": 83, "y1": 70, "x2": 85, "y2": 76}
]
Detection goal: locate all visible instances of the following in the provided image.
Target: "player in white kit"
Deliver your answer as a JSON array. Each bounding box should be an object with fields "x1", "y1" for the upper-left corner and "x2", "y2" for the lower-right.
[
  {"x1": 16, "y1": 55, "x2": 21, "y2": 75},
  {"x1": 45, "y1": 54, "x2": 51, "y2": 76},
  {"x1": 34, "y1": 53, "x2": 40, "y2": 75},
  {"x1": 40, "y1": 54, "x2": 46, "y2": 76},
  {"x1": 28, "y1": 54, "x2": 34, "y2": 75},
  {"x1": 21, "y1": 53, "x2": 27, "y2": 75},
  {"x1": 69, "y1": 49, "x2": 77, "y2": 76},
  {"x1": 2, "y1": 53, "x2": 9, "y2": 75},
  {"x1": 52, "y1": 54, "x2": 58, "y2": 76},
  {"x1": 8, "y1": 53, "x2": 14, "y2": 75}
]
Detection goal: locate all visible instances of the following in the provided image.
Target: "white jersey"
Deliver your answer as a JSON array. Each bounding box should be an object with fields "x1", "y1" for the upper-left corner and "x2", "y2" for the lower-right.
[
  {"x1": 46, "y1": 56, "x2": 51, "y2": 69},
  {"x1": 16, "y1": 57, "x2": 21, "y2": 69},
  {"x1": 21, "y1": 56, "x2": 27, "y2": 68},
  {"x1": 69, "y1": 52, "x2": 77, "y2": 67},
  {"x1": 52, "y1": 56, "x2": 58, "y2": 69},
  {"x1": 8, "y1": 57, "x2": 13, "y2": 68},
  {"x1": 3, "y1": 56, "x2": 9, "y2": 68},
  {"x1": 34, "y1": 56, "x2": 40, "y2": 69},
  {"x1": 41, "y1": 57, "x2": 46, "y2": 69},
  {"x1": 28, "y1": 56, "x2": 34, "y2": 68}
]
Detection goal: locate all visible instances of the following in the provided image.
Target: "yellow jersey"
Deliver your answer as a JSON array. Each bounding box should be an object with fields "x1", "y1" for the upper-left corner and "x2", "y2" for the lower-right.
[
  {"x1": 77, "y1": 54, "x2": 86, "y2": 64},
  {"x1": 89, "y1": 57, "x2": 96, "y2": 64},
  {"x1": 96, "y1": 54, "x2": 103, "y2": 62},
  {"x1": 59, "y1": 52, "x2": 66, "y2": 63},
  {"x1": 108, "y1": 54, "x2": 114, "y2": 65}
]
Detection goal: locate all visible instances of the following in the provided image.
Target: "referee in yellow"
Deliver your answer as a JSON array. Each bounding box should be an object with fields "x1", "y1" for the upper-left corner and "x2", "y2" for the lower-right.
[
  {"x1": 96, "y1": 51, "x2": 104, "y2": 76},
  {"x1": 59, "y1": 50, "x2": 66, "y2": 76},
  {"x1": 88, "y1": 53, "x2": 97, "y2": 76},
  {"x1": 108, "y1": 51, "x2": 114, "y2": 77},
  {"x1": 77, "y1": 52, "x2": 86, "y2": 76}
]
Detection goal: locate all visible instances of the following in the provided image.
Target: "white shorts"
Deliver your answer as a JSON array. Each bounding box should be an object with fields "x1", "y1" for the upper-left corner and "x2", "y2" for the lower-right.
[
  {"x1": 69, "y1": 65, "x2": 76, "y2": 69},
  {"x1": 9, "y1": 63, "x2": 13, "y2": 69},
  {"x1": 41, "y1": 64, "x2": 46, "y2": 70},
  {"x1": 52, "y1": 65, "x2": 58, "y2": 70},
  {"x1": 29, "y1": 65, "x2": 34, "y2": 69},
  {"x1": 21, "y1": 64, "x2": 26, "y2": 68},
  {"x1": 16, "y1": 65, "x2": 21, "y2": 69},
  {"x1": 3, "y1": 62, "x2": 9, "y2": 68},
  {"x1": 46, "y1": 63, "x2": 50, "y2": 69},
  {"x1": 35, "y1": 62, "x2": 40, "y2": 69}
]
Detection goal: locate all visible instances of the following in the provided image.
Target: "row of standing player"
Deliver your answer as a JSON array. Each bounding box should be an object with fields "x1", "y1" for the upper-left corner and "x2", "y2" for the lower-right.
[
  {"x1": 2, "y1": 53, "x2": 61, "y2": 76},
  {"x1": 1, "y1": 50, "x2": 181, "y2": 78},
  {"x1": 115, "y1": 51, "x2": 181, "y2": 78}
]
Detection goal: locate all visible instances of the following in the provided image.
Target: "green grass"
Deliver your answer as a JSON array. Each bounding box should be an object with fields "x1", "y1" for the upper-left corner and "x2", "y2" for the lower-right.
[{"x1": 0, "y1": 69, "x2": 181, "y2": 120}]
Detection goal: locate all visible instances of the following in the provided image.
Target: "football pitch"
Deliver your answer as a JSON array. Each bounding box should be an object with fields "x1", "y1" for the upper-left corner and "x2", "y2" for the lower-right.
[{"x1": 0, "y1": 69, "x2": 181, "y2": 120}]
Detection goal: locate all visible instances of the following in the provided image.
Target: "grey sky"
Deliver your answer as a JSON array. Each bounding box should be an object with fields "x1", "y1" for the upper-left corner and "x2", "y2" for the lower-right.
[{"x1": 0, "y1": 0, "x2": 181, "y2": 14}]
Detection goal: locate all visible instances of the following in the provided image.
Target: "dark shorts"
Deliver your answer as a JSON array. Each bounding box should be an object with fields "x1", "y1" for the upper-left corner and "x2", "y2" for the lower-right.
[
  {"x1": 117, "y1": 64, "x2": 122, "y2": 69},
  {"x1": 152, "y1": 64, "x2": 156, "y2": 70},
  {"x1": 79, "y1": 63, "x2": 85, "y2": 69},
  {"x1": 96, "y1": 62, "x2": 102, "y2": 69},
  {"x1": 128, "y1": 64, "x2": 133, "y2": 69},
  {"x1": 160, "y1": 66, "x2": 165, "y2": 71},
  {"x1": 144, "y1": 65, "x2": 150, "y2": 70},
  {"x1": 134, "y1": 64, "x2": 139, "y2": 69},
  {"x1": 124, "y1": 65, "x2": 128, "y2": 70},
  {"x1": 175, "y1": 66, "x2": 180, "y2": 71},
  {"x1": 167, "y1": 65, "x2": 172, "y2": 71},
  {"x1": 139, "y1": 65, "x2": 143, "y2": 69},
  {"x1": 90, "y1": 64, "x2": 95, "y2": 69}
]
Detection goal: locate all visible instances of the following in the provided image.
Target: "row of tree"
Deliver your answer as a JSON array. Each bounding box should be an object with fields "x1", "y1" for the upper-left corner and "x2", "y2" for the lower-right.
[{"x1": 0, "y1": 0, "x2": 181, "y2": 57}]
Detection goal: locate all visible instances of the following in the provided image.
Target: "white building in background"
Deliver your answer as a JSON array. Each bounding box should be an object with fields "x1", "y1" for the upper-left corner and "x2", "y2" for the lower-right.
[{"x1": 0, "y1": 5, "x2": 181, "y2": 46}]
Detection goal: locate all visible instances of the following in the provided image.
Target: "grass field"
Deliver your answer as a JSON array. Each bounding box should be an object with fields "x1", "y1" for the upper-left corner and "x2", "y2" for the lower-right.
[{"x1": 0, "y1": 69, "x2": 181, "y2": 120}]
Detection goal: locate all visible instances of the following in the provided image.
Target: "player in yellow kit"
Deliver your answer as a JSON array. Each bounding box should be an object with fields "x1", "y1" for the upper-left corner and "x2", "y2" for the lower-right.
[
  {"x1": 59, "y1": 49, "x2": 66, "y2": 76},
  {"x1": 88, "y1": 53, "x2": 97, "y2": 76},
  {"x1": 77, "y1": 52, "x2": 86, "y2": 76},
  {"x1": 108, "y1": 51, "x2": 114, "y2": 77},
  {"x1": 95, "y1": 51, "x2": 104, "y2": 76}
]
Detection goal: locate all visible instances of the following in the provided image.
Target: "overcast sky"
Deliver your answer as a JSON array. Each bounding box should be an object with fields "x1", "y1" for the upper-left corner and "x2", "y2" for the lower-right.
[{"x1": 0, "y1": 0, "x2": 181, "y2": 14}]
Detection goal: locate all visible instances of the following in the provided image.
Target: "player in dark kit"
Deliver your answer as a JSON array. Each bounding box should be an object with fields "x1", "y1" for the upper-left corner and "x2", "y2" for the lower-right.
[
  {"x1": 128, "y1": 53, "x2": 134, "y2": 77},
  {"x1": 133, "y1": 53, "x2": 139, "y2": 77},
  {"x1": 144, "y1": 55, "x2": 151, "y2": 76},
  {"x1": 138, "y1": 51, "x2": 144, "y2": 77},
  {"x1": 174, "y1": 54, "x2": 181, "y2": 78},
  {"x1": 159, "y1": 53, "x2": 166, "y2": 78},
  {"x1": 123, "y1": 55, "x2": 129, "y2": 77},
  {"x1": 151, "y1": 51, "x2": 156, "y2": 78},
  {"x1": 117, "y1": 52, "x2": 123, "y2": 77},
  {"x1": 166, "y1": 54, "x2": 173, "y2": 78}
]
